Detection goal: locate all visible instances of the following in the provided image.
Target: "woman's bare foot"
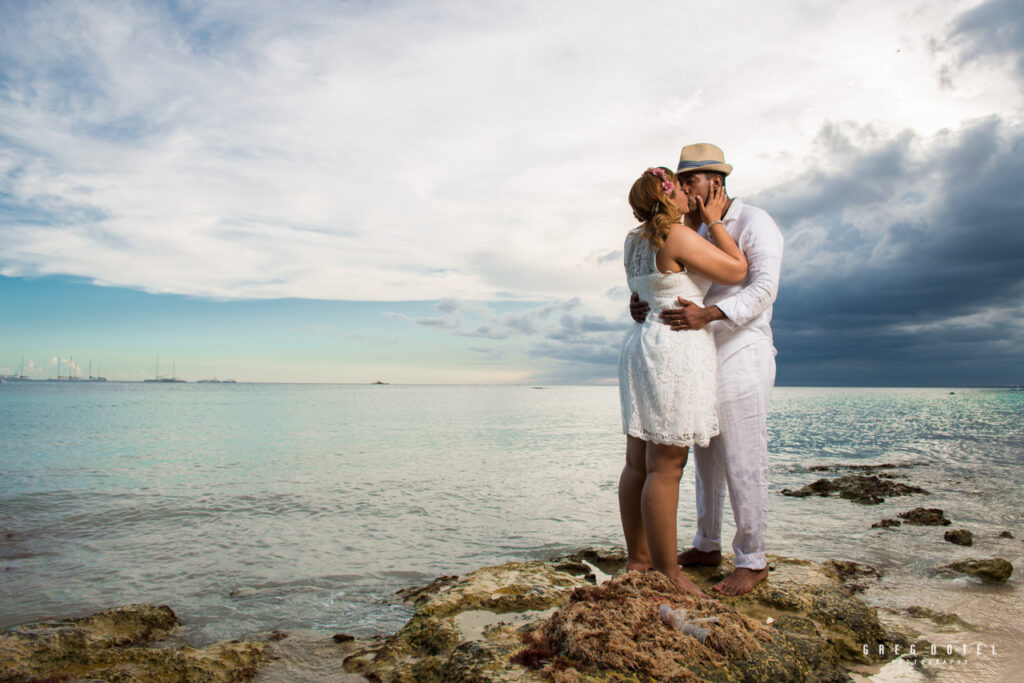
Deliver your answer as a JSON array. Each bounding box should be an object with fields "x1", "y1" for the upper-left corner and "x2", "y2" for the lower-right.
[
  {"x1": 667, "y1": 571, "x2": 710, "y2": 599},
  {"x1": 677, "y1": 547, "x2": 722, "y2": 567},
  {"x1": 712, "y1": 567, "x2": 768, "y2": 596}
]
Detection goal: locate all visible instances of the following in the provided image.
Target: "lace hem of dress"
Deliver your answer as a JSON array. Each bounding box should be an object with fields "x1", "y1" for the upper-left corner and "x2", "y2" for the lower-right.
[{"x1": 624, "y1": 425, "x2": 718, "y2": 449}]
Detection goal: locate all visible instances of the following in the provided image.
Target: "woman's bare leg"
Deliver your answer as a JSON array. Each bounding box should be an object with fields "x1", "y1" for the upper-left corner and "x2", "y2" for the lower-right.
[
  {"x1": 619, "y1": 436, "x2": 651, "y2": 570},
  {"x1": 642, "y1": 441, "x2": 708, "y2": 598}
]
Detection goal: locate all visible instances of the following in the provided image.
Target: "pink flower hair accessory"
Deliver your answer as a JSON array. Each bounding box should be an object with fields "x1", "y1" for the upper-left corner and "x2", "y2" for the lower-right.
[{"x1": 643, "y1": 167, "x2": 674, "y2": 194}]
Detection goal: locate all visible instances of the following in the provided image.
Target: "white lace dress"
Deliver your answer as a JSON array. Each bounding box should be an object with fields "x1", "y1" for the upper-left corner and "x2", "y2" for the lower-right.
[{"x1": 618, "y1": 228, "x2": 719, "y2": 447}]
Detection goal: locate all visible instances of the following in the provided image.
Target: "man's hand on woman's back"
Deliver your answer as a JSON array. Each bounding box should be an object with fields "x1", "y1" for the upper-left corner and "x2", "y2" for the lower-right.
[{"x1": 629, "y1": 292, "x2": 649, "y2": 323}]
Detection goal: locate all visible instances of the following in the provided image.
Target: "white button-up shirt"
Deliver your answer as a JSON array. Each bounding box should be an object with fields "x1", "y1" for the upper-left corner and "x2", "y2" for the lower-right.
[{"x1": 699, "y1": 198, "x2": 784, "y2": 361}]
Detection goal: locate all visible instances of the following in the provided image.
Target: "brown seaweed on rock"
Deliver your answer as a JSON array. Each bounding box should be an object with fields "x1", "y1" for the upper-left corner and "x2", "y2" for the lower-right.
[
  {"x1": 345, "y1": 553, "x2": 902, "y2": 681},
  {"x1": 519, "y1": 570, "x2": 771, "y2": 682}
]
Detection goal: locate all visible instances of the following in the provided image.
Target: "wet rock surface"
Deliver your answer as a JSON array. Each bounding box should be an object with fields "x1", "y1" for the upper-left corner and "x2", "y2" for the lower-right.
[
  {"x1": 551, "y1": 547, "x2": 627, "y2": 578},
  {"x1": 940, "y1": 558, "x2": 1014, "y2": 584},
  {"x1": 0, "y1": 604, "x2": 266, "y2": 683},
  {"x1": 898, "y1": 507, "x2": 951, "y2": 526},
  {"x1": 807, "y1": 462, "x2": 910, "y2": 474},
  {"x1": 901, "y1": 606, "x2": 977, "y2": 631},
  {"x1": 344, "y1": 560, "x2": 588, "y2": 682},
  {"x1": 392, "y1": 575, "x2": 460, "y2": 607},
  {"x1": 342, "y1": 552, "x2": 904, "y2": 682},
  {"x1": 823, "y1": 560, "x2": 884, "y2": 594},
  {"x1": 944, "y1": 528, "x2": 974, "y2": 546},
  {"x1": 781, "y1": 474, "x2": 928, "y2": 505},
  {"x1": 871, "y1": 518, "x2": 901, "y2": 529}
]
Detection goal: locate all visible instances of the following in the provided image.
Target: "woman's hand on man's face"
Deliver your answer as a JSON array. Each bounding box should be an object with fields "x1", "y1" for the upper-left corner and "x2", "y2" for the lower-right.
[{"x1": 697, "y1": 184, "x2": 727, "y2": 224}]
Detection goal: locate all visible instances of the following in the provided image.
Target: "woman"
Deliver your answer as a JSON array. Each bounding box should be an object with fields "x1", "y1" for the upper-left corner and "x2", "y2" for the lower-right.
[{"x1": 618, "y1": 166, "x2": 746, "y2": 597}]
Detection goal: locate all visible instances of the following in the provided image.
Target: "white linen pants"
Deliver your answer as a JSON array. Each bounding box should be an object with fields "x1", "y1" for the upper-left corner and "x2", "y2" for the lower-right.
[{"x1": 691, "y1": 338, "x2": 775, "y2": 570}]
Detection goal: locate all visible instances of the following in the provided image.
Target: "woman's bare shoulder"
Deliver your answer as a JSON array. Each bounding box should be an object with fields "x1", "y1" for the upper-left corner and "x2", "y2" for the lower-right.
[{"x1": 664, "y1": 223, "x2": 701, "y2": 246}]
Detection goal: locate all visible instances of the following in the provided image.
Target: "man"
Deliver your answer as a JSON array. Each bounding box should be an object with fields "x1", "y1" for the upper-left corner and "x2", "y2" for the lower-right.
[{"x1": 630, "y1": 143, "x2": 783, "y2": 596}]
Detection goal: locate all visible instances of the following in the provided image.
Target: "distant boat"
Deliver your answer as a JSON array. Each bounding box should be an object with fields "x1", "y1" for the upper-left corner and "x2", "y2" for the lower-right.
[
  {"x1": 86, "y1": 361, "x2": 107, "y2": 382},
  {"x1": 197, "y1": 378, "x2": 237, "y2": 384},
  {"x1": 48, "y1": 356, "x2": 79, "y2": 381},
  {"x1": 144, "y1": 356, "x2": 186, "y2": 383},
  {"x1": 1, "y1": 356, "x2": 31, "y2": 381},
  {"x1": 371, "y1": 380, "x2": 389, "y2": 385}
]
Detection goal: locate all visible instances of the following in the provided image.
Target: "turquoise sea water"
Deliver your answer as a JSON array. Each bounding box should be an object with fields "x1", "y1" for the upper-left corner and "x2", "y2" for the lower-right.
[{"x1": 1, "y1": 383, "x2": 1022, "y2": 678}]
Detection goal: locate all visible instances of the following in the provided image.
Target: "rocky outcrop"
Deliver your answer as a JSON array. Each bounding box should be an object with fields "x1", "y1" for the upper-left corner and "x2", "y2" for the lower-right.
[
  {"x1": 342, "y1": 551, "x2": 905, "y2": 682},
  {"x1": 781, "y1": 475, "x2": 928, "y2": 505},
  {"x1": 940, "y1": 558, "x2": 1014, "y2": 584},
  {"x1": 343, "y1": 560, "x2": 589, "y2": 682},
  {"x1": 901, "y1": 606, "x2": 976, "y2": 631},
  {"x1": 0, "y1": 604, "x2": 266, "y2": 682},
  {"x1": 807, "y1": 463, "x2": 910, "y2": 475},
  {"x1": 823, "y1": 559, "x2": 883, "y2": 593},
  {"x1": 871, "y1": 518, "x2": 901, "y2": 529},
  {"x1": 898, "y1": 508, "x2": 951, "y2": 526},
  {"x1": 944, "y1": 529, "x2": 973, "y2": 546}
]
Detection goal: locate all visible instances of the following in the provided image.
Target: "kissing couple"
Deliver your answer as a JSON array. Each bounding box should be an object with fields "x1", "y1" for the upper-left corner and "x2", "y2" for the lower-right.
[{"x1": 617, "y1": 143, "x2": 783, "y2": 598}]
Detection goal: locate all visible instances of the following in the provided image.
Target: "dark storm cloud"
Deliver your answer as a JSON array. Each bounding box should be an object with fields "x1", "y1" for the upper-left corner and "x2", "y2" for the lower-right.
[
  {"x1": 948, "y1": 0, "x2": 1024, "y2": 79},
  {"x1": 387, "y1": 0, "x2": 1024, "y2": 386},
  {"x1": 754, "y1": 116, "x2": 1024, "y2": 385},
  {"x1": 392, "y1": 115, "x2": 1024, "y2": 385}
]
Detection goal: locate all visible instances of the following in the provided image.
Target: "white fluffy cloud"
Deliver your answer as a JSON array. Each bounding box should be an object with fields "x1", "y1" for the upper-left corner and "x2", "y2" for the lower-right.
[{"x1": 0, "y1": 0, "x2": 1015, "y2": 305}]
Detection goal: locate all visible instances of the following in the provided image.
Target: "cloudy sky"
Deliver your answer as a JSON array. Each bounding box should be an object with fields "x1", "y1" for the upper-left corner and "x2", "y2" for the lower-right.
[{"x1": 1, "y1": 0, "x2": 1022, "y2": 384}]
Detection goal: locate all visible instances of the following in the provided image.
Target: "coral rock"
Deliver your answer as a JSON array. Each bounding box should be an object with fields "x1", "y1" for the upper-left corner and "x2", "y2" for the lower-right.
[
  {"x1": 345, "y1": 552, "x2": 906, "y2": 682},
  {"x1": 344, "y1": 561, "x2": 588, "y2": 682},
  {"x1": 941, "y1": 558, "x2": 1014, "y2": 584},
  {"x1": 0, "y1": 604, "x2": 266, "y2": 682},
  {"x1": 898, "y1": 507, "x2": 951, "y2": 526},
  {"x1": 871, "y1": 519, "x2": 901, "y2": 529},
  {"x1": 944, "y1": 529, "x2": 974, "y2": 546},
  {"x1": 782, "y1": 475, "x2": 927, "y2": 505}
]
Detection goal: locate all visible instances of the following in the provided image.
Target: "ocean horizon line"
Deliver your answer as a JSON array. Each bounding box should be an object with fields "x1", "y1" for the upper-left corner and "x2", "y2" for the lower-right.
[{"x1": 2, "y1": 379, "x2": 1020, "y2": 389}]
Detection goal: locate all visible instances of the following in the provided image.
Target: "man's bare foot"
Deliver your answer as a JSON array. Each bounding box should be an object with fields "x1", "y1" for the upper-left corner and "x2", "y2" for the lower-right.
[
  {"x1": 712, "y1": 567, "x2": 768, "y2": 596},
  {"x1": 677, "y1": 547, "x2": 722, "y2": 567},
  {"x1": 625, "y1": 560, "x2": 653, "y2": 572},
  {"x1": 669, "y1": 572, "x2": 711, "y2": 599}
]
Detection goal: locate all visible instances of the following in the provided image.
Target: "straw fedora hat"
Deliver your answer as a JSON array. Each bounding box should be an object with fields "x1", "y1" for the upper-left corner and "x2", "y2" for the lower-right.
[{"x1": 676, "y1": 143, "x2": 733, "y2": 177}]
